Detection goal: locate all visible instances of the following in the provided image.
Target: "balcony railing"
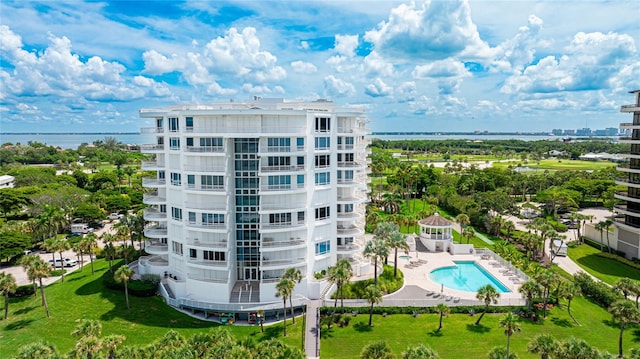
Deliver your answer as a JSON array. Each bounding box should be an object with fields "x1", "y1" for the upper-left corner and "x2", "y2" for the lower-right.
[
  {"x1": 138, "y1": 255, "x2": 168, "y2": 267},
  {"x1": 261, "y1": 257, "x2": 306, "y2": 267},
  {"x1": 614, "y1": 203, "x2": 640, "y2": 217},
  {"x1": 185, "y1": 184, "x2": 225, "y2": 192},
  {"x1": 144, "y1": 226, "x2": 168, "y2": 237},
  {"x1": 187, "y1": 259, "x2": 228, "y2": 267},
  {"x1": 186, "y1": 239, "x2": 228, "y2": 248},
  {"x1": 261, "y1": 237, "x2": 305, "y2": 248},
  {"x1": 142, "y1": 178, "x2": 166, "y2": 187},
  {"x1": 260, "y1": 164, "x2": 304, "y2": 172},
  {"x1": 187, "y1": 273, "x2": 228, "y2": 283},
  {"x1": 259, "y1": 145, "x2": 305, "y2": 153},
  {"x1": 143, "y1": 192, "x2": 166, "y2": 204},
  {"x1": 260, "y1": 183, "x2": 305, "y2": 192},
  {"x1": 183, "y1": 165, "x2": 226, "y2": 172},
  {"x1": 140, "y1": 127, "x2": 164, "y2": 134},
  {"x1": 141, "y1": 144, "x2": 165, "y2": 152},
  {"x1": 185, "y1": 146, "x2": 224, "y2": 153},
  {"x1": 185, "y1": 126, "x2": 306, "y2": 134},
  {"x1": 143, "y1": 208, "x2": 167, "y2": 220}
]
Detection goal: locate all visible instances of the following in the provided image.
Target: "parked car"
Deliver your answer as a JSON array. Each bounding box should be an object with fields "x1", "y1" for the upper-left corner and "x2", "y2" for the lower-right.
[
  {"x1": 89, "y1": 221, "x2": 105, "y2": 229},
  {"x1": 71, "y1": 223, "x2": 93, "y2": 234},
  {"x1": 49, "y1": 258, "x2": 78, "y2": 268},
  {"x1": 562, "y1": 220, "x2": 578, "y2": 229},
  {"x1": 107, "y1": 213, "x2": 124, "y2": 220},
  {"x1": 66, "y1": 232, "x2": 83, "y2": 239}
]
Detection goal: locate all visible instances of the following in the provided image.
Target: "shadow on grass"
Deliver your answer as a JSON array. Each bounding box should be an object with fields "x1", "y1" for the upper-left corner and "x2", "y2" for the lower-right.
[
  {"x1": 631, "y1": 328, "x2": 640, "y2": 343},
  {"x1": 353, "y1": 321, "x2": 372, "y2": 332},
  {"x1": 575, "y1": 254, "x2": 640, "y2": 280},
  {"x1": 466, "y1": 323, "x2": 491, "y2": 333},
  {"x1": 427, "y1": 329, "x2": 444, "y2": 337},
  {"x1": 602, "y1": 319, "x2": 619, "y2": 329},
  {"x1": 4, "y1": 319, "x2": 33, "y2": 330},
  {"x1": 550, "y1": 317, "x2": 573, "y2": 328},
  {"x1": 320, "y1": 326, "x2": 334, "y2": 339},
  {"x1": 13, "y1": 305, "x2": 37, "y2": 315},
  {"x1": 261, "y1": 324, "x2": 286, "y2": 340}
]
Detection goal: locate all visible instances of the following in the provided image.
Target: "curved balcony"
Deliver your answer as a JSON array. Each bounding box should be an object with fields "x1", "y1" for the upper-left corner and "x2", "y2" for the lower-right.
[
  {"x1": 261, "y1": 257, "x2": 306, "y2": 270},
  {"x1": 185, "y1": 222, "x2": 227, "y2": 233},
  {"x1": 186, "y1": 238, "x2": 228, "y2": 249},
  {"x1": 337, "y1": 211, "x2": 364, "y2": 220},
  {"x1": 261, "y1": 221, "x2": 306, "y2": 233},
  {"x1": 186, "y1": 273, "x2": 228, "y2": 284},
  {"x1": 183, "y1": 165, "x2": 226, "y2": 174},
  {"x1": 337, "y1": 243, "x2": 363, "y2": 255},
  {"x1": 621, "y1": 104, "x2": 640, "y2": 113},
  {"x1": 615, "y1": 191, "x2": 640, "y2": 204},
  {"x1": 141, "y1": 160, "x2": 165, "y2": 170},
  {"x1": 614, "y1": 203, "x2": 640, "y2": 218},
  {"x1": 143, "y1": 192, "x2": 166, "y2": 205},
  {"x1": 145, "y1": 240, "x2": 168, "y2": 255},
  {"x1": 260, "y1": 183, "x2": 306, "y2": 195},
  {"x1": 144, "y1": 226, "x2": 168, "y2": 238},
  {"x1": 261, "y1": 237, "x2": 306, "y2": 252},
  {"x1": 142, "y1": 177, "x2": 166, "y2": 188},
  {"x1": 337, "y1": 194, "x2": 367, "y2": 204},
  {"x1": 143, "y1": 208, "x2": 167, "y2": 221},
  {"x1": 138, "y1": 255, "x2": 168, "y2": 268},
  {"x1": 184, "y1": 184, "x2": 226, "y2": 193},
  {"x1": 259, "y1": 203, "x2": 306, "y2": 213},
  {"x1": 618, "y1": 137, "x2": 640, "y2": 145},
  {"x1": 141, "y1": 144, "x2": 165, "y2": 153},
  {"x1": 186, "y1": 259, "x2": 229, "y2": 270},
  {"x1": 141, "y1": 126, "x2": 164, "y2": 134},
  {"x1": 259, "y1": 164, "x2": 305, "y2": 173},
  {"x1": 337, "y1": 226, "x2": 364, "y2": 236}
]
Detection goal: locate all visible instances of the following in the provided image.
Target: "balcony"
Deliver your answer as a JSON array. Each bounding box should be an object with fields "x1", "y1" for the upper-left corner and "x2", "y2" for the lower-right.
[
  {"x1": 141, "y1": 127, "x2": 164, "y2": 134},
  {"x1": 260, "y1": 164, "x2": 305, "y2": 173},
  {"x1": 143, "y1": 208, "x2": 167, "y2": 221},
  {"x1": 143, "y1": 192, "x2": 166, "y2": 205},
  {"x1": 187, "y1": 273, "x2": 228, "y2": 283},
  {"x1": 261, "y1": 237, "x2": 306, "y2": 251},
  {"x1": 337, "y1": 226, "x2": 364, "y2": 236},
  {"x1": 615, "y1": 176, "x2": 640, "y2": 189},
  {"x1": 259, "y1": 203, "x2": 306, "y2": 213},
  {"x1": 138, "y1": 255, "x2": 168, "y2": 268},
  {"x1": 337, "y1": 211, "x2": 364, "y2": 219},
  {"x1": 185, "y1": 146, "x2": 224, "y2": 153},
  {"x1": 144, "y1": 226, "x2": 168, "y2": 238},
  {"x1": 183, "y1": 165, "x2": 226, "y2": 173},
  {"x1": 620, "y1": 122, "x2": 640, "y2": 129},
  {"x1": 259, "y1": 145, "x2": 305, "y2": 154},
  {"x1": 185, "y1": 184, "x2": 226, "y2": 193},
  {"x1": 614, "y1": 191, "x2": 640, "y2": 204},
  {"x1": 187, "y1": 126, "x2": 306, "y2": 134},
  {"x1": 186, "y1": 238, "x2": 228, "y2": 248},
  {"x1": 141, "y1": 160, "x2": 165, "y2": 170},
  {"x1": 261, "y1": 221, "x2": 306, "y2": 232},
  {"x1": 618, "y1": 137, "x2": 640, "y2": 145},
  {"x1": 336, "y1": 144, "x2": 355, "y2": 151},
  {"x1": 614, "y1": 203, "x2": 640, "y2": 218},
  {"x1": 337, "y1": 243, "x2": 362, "y2": 254},
  {"x1": 260, "y1": 183, "x2": 306, "y2": 194},
  {"x1": 187, "y1": 259, "x2": 228, "y2": 269},
  {"x1": 142, "y1": 178, "x2": 166, "y2": 188},
  {"x1": 621, "y1": 104, "x2": 640, "y2": 112},
  {"x1": 145, "y1": 240, "x2": 168, "y2": 255},
  {"x1": 337, "y1": 161, "x2": 366, "y2": 169},
  {"x1": 261, "y1": 257, "x2": 306, "y2": 270},
  {"x1": 141, "y1": 144, "x2": 165, "y2": 153},
  {"x1": 617, "y1": 165, "x2": 640, "y2": 175},
  {"x1": 185, "y1": 222, "x2": 227, "y2": 232}
]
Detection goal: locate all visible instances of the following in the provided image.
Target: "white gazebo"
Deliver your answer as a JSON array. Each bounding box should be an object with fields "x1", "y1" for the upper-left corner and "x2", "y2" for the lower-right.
[{"x1": 418, "y1": 213, "x2": 454, "y2": 252}]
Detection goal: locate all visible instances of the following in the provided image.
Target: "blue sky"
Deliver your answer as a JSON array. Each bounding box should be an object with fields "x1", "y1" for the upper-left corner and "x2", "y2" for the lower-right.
[{"x1": 1, "y1": 0, "x2": 639, "y2": 133}]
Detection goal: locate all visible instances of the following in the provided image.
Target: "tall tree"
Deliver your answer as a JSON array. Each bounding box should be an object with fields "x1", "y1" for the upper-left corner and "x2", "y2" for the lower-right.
[
  {"x1": 463, "y1": 226, "x2": 476, "y2": 245},
  {"x1": 499, "y1": 312, "x2": 521, "y2": 359},
  {"x1": 53, "y1": 238, "x2": 70, "y2": 283},
  {"x1": 536, "y1": 269, "x2": 558, "y2": 318},
  {"x1": 0, "y1": 272, "x2": 17, "y2": 320},
  {"x1": 609, "y1": 299, "x2": 640, "y2": 358},
  {"x1": 363, "y1": 238, "x2": 389, "y2": 286},
  {"x1": 32, "y1": 257, "x2": 52, "y2": 317},
  {"x1": 81, "y1": 233, "x2": 98, "y2": 275},
  {"x1": 435, "y1": 303, "x2": 450, "y2": 332},
  {"x1": 475, "y1": 284, "x2": 500, "y2": 325},
  {"x1": 282, "y1": 267, "x2": 302, "y2": 324},
  {"x1": 275, "y1": 277, "x2": 294, "y2": 336},
  {"x1": 387, "y1": 231, "x2": 409, "y2": 277},
  {"x1": 364, "y1": 284, "x2": 383, "y2": 327},
  {"x1": 518, "y1": 280, "x2": 541, "y2": 311},
  {"x1": 559, "y1": 281, "x2": 582, "y2": 325},
  {"x1": 114, "y1": 265, "x2": 134, "y2": 310},
  {"x1": 327, "y1": 259, "x2": 353, "y2": 314}
]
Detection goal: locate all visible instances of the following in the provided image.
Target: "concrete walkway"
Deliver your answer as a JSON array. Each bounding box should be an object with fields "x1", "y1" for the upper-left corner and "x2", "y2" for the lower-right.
[{"x1": 304, "y1": 299, "x2": 321, "y2": 359}]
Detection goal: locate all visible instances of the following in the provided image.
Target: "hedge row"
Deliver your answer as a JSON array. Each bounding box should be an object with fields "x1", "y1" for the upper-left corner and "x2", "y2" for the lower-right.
[
  {"x1": 583, "y1": 237, "x2": 626, "y2": 258},
  {"x1": 10, "y1": 284, "x2": 36, "y2": 297},
  {"x1": 573, "y1": 272, "x2": 621, "y2": 308},
  {"x1": 320, "y1": 305, "x2": 523, "y2": 316}
]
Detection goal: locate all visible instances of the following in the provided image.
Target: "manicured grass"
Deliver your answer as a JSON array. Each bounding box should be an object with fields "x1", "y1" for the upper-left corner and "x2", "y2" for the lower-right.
[
  {"x1": 568, "y1": 243, "x2": 640, "y2": 285},
  {"x1": 492, "y1": 159, "x2": 616, "y2": 171},
  {"x1": 0, "y1": 259, "x2": 302, "y2": 357},
  {"x1": 321, "y1": 297, "x2": 638, "y2": 358}
]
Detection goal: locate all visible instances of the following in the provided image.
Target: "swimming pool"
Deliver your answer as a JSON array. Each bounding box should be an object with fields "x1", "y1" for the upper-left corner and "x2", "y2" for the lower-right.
[{"x1": 429, "y1": 261, "x2": 510, "y2": 293}]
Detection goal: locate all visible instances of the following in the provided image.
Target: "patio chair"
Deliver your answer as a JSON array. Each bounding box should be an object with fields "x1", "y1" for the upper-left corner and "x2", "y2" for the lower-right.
[
  {"x1": 445, "y1": 296, "x2": 452, "y2": 301},
  {"x1": 425, "y1": 290, "x2": 434, "y2": 296},
  {"x1": 453, "y1": 297, "x2": 461, "y2": 303}
]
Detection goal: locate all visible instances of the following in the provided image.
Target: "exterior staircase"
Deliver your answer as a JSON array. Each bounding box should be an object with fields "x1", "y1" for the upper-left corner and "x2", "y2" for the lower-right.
[{"x1": 229, "y1": 281, "x2": 260, "y2": 303}]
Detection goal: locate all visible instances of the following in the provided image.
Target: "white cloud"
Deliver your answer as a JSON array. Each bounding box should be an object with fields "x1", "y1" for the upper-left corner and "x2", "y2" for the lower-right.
[
  {"x1": 323, "y1": 75, "x2": 356, "y2": 97},
  {"x1": 363, "y1": 51, "x2": 394, "y2": 77},
  {"x1": 334, "y1": 34, "x2": 359, "y2": 57},
  {"x1": 365, "y1": 78, "x2": 393, "y2": 97},
  {"x1": 291, "y1": 61, "x2": 317, "y2": 74}
]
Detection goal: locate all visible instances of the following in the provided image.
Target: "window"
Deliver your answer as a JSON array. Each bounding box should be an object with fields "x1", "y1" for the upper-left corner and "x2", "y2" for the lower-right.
[
  {"x1": 169, "y1": 137, "x2": 180, "y2": 150},
  {"x1": 185, "y1": 117, "x2": 193, "y2": 130},
  {"x1": 203, "y1": 251, "x2": 225, "y2": 261},
  {"x1": 188, "y1": 212, "x2": 196, "y2": 223},
  {"x1": 298, "y1": 211, "x2": 305, "y2": 223},
  {"x1": 268, "y1": 175, "x2": 291, "y2": 187},
  {"x1": 189, "y1": 248, "x2": 197, "y2": 259},
  {"x1": 201, "y1": 175, "x2": 223, "y2": 189},
  {"x1": 186, "y1": 137, "x2": 194, "y2": 147},
  {"x1": 315, "y1": 240, "x2": 330, "y2": 255},
  {"x1": 314, "y1": 137, "x2": 330, "y2": 150},
  {"x1": 296, "y1": 137, "x2": 304, "y2": 150},
  {"x1": 338, "y1": 204, "x2": 354, "y2": 213},
  {"x1": 315, "y1": 117, "x2": 330, "y2": 132},
  {"x1": 187, "y1": 175, "x2": 195, "y2": 188},
  {"x1": 202, "y1": 213, "x2": 224, "y2": 225},
  {"x1": 269, "y1": 213, "x2": 291, "y2": 224},
  {"x1": 297, "y1": 157, "x2": 304, "y2": 166},
  {"x1": 172, "y1": 241, "x2": 183, "y2": 255},
  {"x1": 297, "y1": 175, "x2": 304, "y2": 186},
  {"x1": 168, "y1": 117, "x2": 179, "y2": 132},
  {"x1": 200, "y1": 137, "x2": 223, "y2": 148},
  {"x1": 268, "y1": 156, "x2": 290, "y2": 167},
  {"x1": 315, "y1": 155, "x2": 330, "y2": 168},
  {"x1": 170, "y1": 172, "x2": 181, "y2": 186},
  {"x1": 314, "y1": 172, "x2": 330, "y2": 185},
  {"x1": 158, "y1": 171, "x2": 165, "y2": 179},
  {"x1": 315, "y1": 206, "x2": 330, "y2": 220},
  {"x1": 171, "y1": 207, "x2": 182, "y2": 221},
  {"x1": 267, "y1": 138, "x2": 290, "y2": 151}
]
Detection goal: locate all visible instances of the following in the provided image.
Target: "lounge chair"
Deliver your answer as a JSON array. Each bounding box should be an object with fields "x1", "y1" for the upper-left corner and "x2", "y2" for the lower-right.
[
  {"x1": 425, "y1": 290, "x2": 434, "y2": 296},
  {"x1": 453, "y1": 297, "x2": 461, "y2": 303},
  {"x1": 445, "y1": 296, "x2": 452, "y2": 301}
]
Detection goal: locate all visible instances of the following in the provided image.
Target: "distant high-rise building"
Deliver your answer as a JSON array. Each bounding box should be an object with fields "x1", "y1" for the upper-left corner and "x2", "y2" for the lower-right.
[
  {"x1": 576, "y1": 128, "x2": 592, "y2": 136},
  {"x1": 552, "y1": 129, "x2": 564, "y2": 136},
  {"x1": 138, "y1": 98, "x2": 371, "y2": 313},
  {"x1": 614, "y1": 90, "x2": 640, "y2": 258}
]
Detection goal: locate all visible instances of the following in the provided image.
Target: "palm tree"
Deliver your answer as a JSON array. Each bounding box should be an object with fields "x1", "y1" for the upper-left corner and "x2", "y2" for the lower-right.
[
  {"x1": 615, "y1": 277, "x2": 637, "y2": 299},
  {"x1": 609, "y1": 299, "x2": 640, "y2": 358},
  {"x1": 275, "y1": 278, "x2": 294, "y2": 336},
  {"x1": 327, "y1": 259, "x2": 353, "y2": 313},
  {"x1": 101, "y1": 232, "x2": 117, "y2": 272},
  {"x1": 603, "y1": 218, "x2": 614, "y2": 253},
  {"x1": 559, "y1": 281, "x2": 582, "y2": 325},
  {"x1": 114, "y1": 265, "x2": 134, "y2": 310},
  {"x1": 32, "y1": 257, "x2": 52, "y2": 317},
  {"x1": 500, "y1": 312, "x2": 521, "y2": 359},
  {"x1": 503, "y1": 221, "x2": 516, "y2": 242},
  {"x1": 374, "y1": 221, "x2": 398, "y2": 263},
  {"x1": 15, "y1": 340, "x2": 59, "y2": 358},
  {"x1": 527, "y1": 333, "x2": 558, "y2": 359},
  {"x1": 402, "y1": 344, "x2": 440, "y2": 359},
  {"x1": 489, "y1": 215, "x2": 506, "y2": 237},
  {"x1": 387, "y1": 231, "x2": 408, "y2": 277},
  {"x1": 0, "y1": 272, "x2": 17, "y2": 319},
  {"x1": 18, "y1": 255, "x2": 40, "y2": 297},
  {"x1": 81, "y1": 233, "x2": 98, "y2": 274},
  {"x1": 257, "y1": 309, "x2": 265, "y2": 333},
  {"x1": 71, "y1": 319, "x2": 102, "y2": 337},
  {"x1": 435, "y1": 303, "x2": 449, "y2": 332},
  {"x1": 361, "y1": 340, "x2": 395, "y2": 359},
  {"x1": 475, "y1": 284, "x2": 500, "y2": 325},
  {"x1": 455, "y1": 213, "x2": 470, "y2": 230},
  {"x1": 536, "y1": 269, "x2": 558, "y2": 318},
  {"x1": 558, "y1": 337, "x2": 601, "y2": 359},
  {"x1": 364, "y1": 238, "x2": 390, "y2": 286},
  {"x1": 102, "y1": 334, "x2": 125, "y2": 359},
  {"x1": 595, "y1": 220, "x2": 607, "y2": 252},
  {"x1": 283, "y1": 267, "x2": 302, "y2": 324},
  {"x1": 518, "y1": 280, "x2": 541, "y2": 311},
  {"x1": 463, "y1": 226, "x2": 476, "y2": 245},
  {"x1": 364, "y1": 284, "x2": 382, "y2": 327},
  {"x1": 487, "y1": 346, "x2": 519, "y2": 359},
  {"x1": 53, "y1": 238, "x2": 70, "y2": 283}
]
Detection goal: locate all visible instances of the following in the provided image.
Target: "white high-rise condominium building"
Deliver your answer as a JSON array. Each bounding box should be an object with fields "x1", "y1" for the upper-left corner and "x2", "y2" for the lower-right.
[{"x1": 138, "y1": 98, "x2": 371, "y2": 314}]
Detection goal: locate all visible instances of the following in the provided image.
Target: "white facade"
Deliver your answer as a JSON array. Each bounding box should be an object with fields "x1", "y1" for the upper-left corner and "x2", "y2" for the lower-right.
[
  {"x1": 138, "y1": 98, "x2": 371, "y2": 311},
  {"x1": 0, "y1": 175, "x2": 15, "y2": 188}
]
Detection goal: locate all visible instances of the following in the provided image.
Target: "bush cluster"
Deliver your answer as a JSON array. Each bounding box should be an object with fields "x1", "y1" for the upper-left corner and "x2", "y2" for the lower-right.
[
  {"x1": 337, "y1": 265, "x2": 403, "y2": 299},
  {"x1": 102, "y1": 264, "x2": 159, "y2": 297},
  {"x1": 573, "y1": 272, "x2": 621, "y2": 308},
  {"x1": 10, "y1": 284, "x2": 36, "y2": 297},
  {"x1": 320, "y1": 305, "x2": 523, "y2": 316}
]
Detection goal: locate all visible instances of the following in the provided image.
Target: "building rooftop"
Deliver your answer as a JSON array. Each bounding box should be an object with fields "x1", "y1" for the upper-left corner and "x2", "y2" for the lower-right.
[{"x1": 419, "y1": 213, "x2": 453, "y2": 227}]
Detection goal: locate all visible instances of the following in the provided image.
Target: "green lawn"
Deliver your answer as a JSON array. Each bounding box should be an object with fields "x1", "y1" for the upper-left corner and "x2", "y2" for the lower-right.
[
  {"x1": 0, "y1": 259, "x2": 302, "y2": 357},
  {"x1": 568, "y1": 244, "x2": 640, "y2": 285},
  {"x1": 321, "y1": 297, "x2": 639, "y2": 358},
  {"x1": 492, "y1": 159, "x2": 616, "y2": 171}
]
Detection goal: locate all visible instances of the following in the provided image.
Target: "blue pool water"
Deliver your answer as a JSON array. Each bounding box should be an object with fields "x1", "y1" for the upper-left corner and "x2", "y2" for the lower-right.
[{"x1": 429, "y1": 261, "x2": 510, "y2": 293}]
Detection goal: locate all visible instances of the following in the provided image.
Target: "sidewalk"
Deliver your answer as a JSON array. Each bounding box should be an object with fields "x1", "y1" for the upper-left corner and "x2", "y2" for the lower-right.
[{"x1": 304, "y1": 299, "x2": 321, "y2": 359}]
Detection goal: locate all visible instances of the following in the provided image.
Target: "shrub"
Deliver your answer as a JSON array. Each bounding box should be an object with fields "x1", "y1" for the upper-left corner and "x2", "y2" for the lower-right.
[
  {"x1": 140, "y1": 274, "x2": 161, "y2": 285},
  {"x1": 51, "y1": 269, "x2": 67, "y2": 276},
  {"x1": 102, "y1": 262, "x2": 158, "y2": 297},
  {"x1": 336, "y1": 265, "x2": 403, "y2": 299},
  {"x1": 10, "y1": 284, "x2": 35, "y2": 297},
  {"x1": 573, "y1": 272, "x2": 621, "y2": 308}
]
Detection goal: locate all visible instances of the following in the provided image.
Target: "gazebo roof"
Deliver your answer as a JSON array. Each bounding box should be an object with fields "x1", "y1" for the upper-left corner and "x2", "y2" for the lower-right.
[{"x1": 418, "y1": 213, "x2": 453, "y2": 227}]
